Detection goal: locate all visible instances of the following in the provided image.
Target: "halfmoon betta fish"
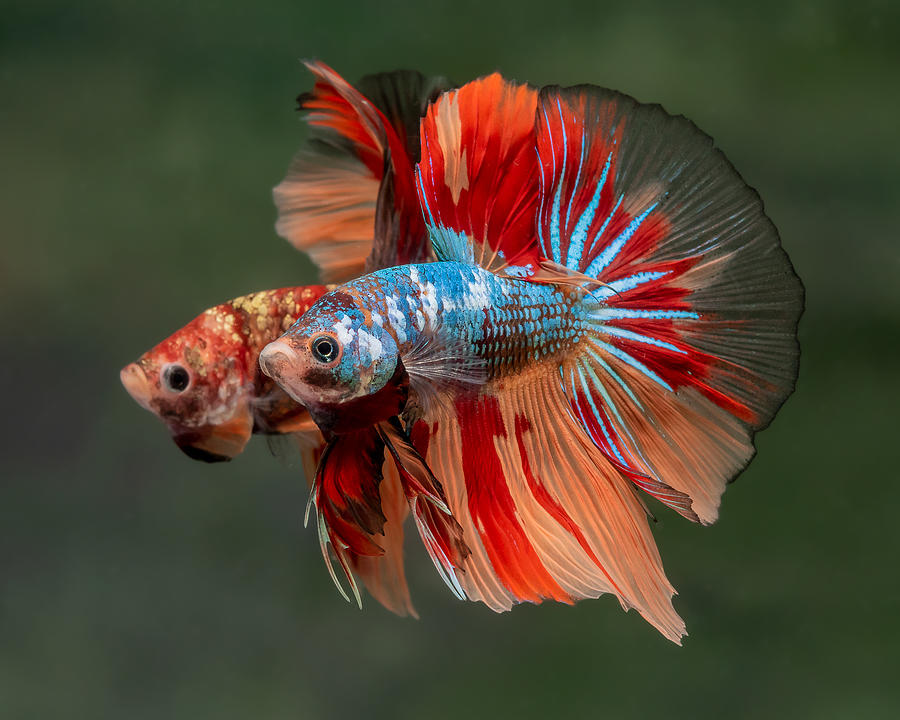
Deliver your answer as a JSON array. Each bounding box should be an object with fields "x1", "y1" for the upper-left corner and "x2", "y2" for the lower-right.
[
  {"x1": 260, "y1": 75, "x2": 803, "y2": 642},
  {"x1": 120, "y1": 62, "x2": 451, "y2": 616}
]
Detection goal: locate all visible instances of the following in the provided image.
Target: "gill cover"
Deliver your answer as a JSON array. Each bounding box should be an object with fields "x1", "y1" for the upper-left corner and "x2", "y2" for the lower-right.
[{"x1": 262, "y1": 291, "x2": 402, "y2": 419}]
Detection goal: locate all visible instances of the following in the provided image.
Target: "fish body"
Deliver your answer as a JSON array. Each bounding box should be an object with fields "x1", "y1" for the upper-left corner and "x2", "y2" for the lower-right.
[
  {"x1": 261, "y1": 73, "x2": 803, "y2": 642},
  {"x1": 263, "y1": 261, "x2": 579, "y2": 417}
]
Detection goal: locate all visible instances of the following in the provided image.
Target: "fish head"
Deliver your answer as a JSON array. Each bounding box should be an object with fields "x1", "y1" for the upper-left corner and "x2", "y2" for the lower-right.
[
  {"x1": 120, "y1": 305, "x2": 255, "y2": 462},
  {"x1": 259, "y1": 290, "x2": 405, "y2": 433}
]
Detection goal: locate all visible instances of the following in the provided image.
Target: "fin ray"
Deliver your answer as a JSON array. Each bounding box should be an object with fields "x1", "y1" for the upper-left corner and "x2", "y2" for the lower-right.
[
  {"x1": 419, "y1": 379, "x2": 686, "y2": 642},
  {"x1": 535, "y1": 85, "x2": 803, "y2": 523}
]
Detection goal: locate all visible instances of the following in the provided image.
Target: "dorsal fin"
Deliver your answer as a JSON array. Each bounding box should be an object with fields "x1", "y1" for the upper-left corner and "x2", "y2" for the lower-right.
[
  {"x1": 355, "y1": 70, "x2": 450, "y2": 167},
  {"x1": 359, "y1": 69, "x2": 452, "y2": 272},
  {"x1": 415, "y1": 75, "x2": 541, "y2": 276},
  {"x1": 274, "y1": 62, "x2": 450, "y2": 282}
]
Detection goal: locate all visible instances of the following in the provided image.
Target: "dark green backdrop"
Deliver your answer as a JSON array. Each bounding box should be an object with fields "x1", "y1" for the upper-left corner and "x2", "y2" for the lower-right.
[{"x1": 3, "y1": 1, "x2": 898, "y2": 717}]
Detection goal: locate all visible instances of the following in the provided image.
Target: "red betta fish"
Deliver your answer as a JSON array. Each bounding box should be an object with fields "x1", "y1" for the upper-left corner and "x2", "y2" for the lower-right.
[
  {"x1": 260, "y1": 75, "x2": 803, "y2": 642},
  {"x1": 120, "y1": 61, "x2": 451, "y2": 616}
]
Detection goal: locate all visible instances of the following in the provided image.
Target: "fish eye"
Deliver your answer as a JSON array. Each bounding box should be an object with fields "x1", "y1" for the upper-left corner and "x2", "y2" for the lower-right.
[
  {"x1": 162, "y1": 363, "x2": 191, "y2": 393},
  {"x1": 311, "y1": 334, "x2": 340, "y2": 364}
]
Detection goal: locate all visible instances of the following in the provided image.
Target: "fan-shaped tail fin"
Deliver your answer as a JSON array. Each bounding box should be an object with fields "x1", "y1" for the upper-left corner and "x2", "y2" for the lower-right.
[{"x1": 534, "y1": 85, "x2": 802, "y2": 523}]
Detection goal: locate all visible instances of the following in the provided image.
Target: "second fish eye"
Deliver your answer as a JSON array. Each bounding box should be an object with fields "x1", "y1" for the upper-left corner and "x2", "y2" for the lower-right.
[
  {"x1": 311, "y1": 334, "x2": 339, "y2": 364},
  {"x1": 162, "y1": 363, "x2": 191, "y2": 393}
]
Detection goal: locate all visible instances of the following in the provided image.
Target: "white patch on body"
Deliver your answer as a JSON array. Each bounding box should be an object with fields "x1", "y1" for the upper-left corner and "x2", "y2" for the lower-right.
[
  {"x1": 466, "y1": 269, "x2": 491, "y2": 310},
  {"x1": 385, "y1": 295, "x2": 408, "y2": 344},
  {"x1": 334, "y1": 315, "x2": 355, "y2": 345},
  {"x1": 203, "y1": 373, "x2": 244, "y2": 426},
  {"x1": 357, "y1": 328, "x2": 383, "y2": 363},
  {"x1": 420, "y1": 280, "x2": 439, "y2": 327}
]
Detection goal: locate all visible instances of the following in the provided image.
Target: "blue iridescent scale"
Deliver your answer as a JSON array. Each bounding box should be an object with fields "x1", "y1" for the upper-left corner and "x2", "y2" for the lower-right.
[{"x1": 344, "y1": 262, "x2": 584, "y2": 378}]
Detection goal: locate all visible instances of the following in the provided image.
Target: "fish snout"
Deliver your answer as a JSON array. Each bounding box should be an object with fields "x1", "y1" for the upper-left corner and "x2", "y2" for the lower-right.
[
  {"x1": 259, "y1": 340, "x2": 301, "y2": 386},
  {"x1": 120, "y1": 363, "x2": 153, "y2": 410}
]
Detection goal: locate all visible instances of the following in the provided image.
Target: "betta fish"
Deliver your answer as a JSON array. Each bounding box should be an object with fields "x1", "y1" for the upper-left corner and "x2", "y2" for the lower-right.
[
  {"x1": 260, "y1": 74, "x2": 803, "y2": 642},
  {"x1": 121, "y1": 61, "x2": 447, "y2": 462},
  {"x1": 120, "y1": 61, "x2": 451, "y2": 616}
]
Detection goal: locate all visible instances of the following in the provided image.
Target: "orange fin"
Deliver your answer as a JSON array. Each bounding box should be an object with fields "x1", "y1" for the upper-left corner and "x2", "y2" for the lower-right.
[
  {"x1": 419, "y1": 379, "x2": 686, "y2": 643},
  {"x1": 378, "y1": 418, "x2": 470, "y2": 600},
  {"x1": 347, "y1": 462, "x2": 417, "y2": 618},
  {"x1": 173, "y1": 409, "x2": 254, "y2": 463},
  {"x1": 274, "y1": 62, "x2": 450, "y2": 281}
]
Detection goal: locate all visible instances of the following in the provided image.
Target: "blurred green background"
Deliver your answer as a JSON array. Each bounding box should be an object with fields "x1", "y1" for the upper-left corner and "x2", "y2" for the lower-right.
[{"x1": 2, "y1": 0, "x2": 899, "y2": 717}]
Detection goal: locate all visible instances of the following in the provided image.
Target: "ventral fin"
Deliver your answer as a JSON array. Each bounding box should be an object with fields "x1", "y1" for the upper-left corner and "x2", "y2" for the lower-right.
[
  {"x1": 377, "y1": 418, "x2": 470, "y2": 600},
  {"x1": 309, "y1": 426, "x2": 387, "y2": 607},
  {"x1": 346, "y1": 462, "x2": 418, "y2": 617}
]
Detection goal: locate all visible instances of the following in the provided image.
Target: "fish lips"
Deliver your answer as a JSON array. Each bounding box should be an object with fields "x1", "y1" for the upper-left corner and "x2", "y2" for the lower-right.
[{"x1": 120, "y1": 362, "x2": 153, "y2": 411}]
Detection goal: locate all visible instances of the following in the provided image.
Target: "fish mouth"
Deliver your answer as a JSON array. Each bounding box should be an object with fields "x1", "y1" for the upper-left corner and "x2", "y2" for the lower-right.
[{"x1": 120, "y1": 363, "x2": 153, "y2": 411}]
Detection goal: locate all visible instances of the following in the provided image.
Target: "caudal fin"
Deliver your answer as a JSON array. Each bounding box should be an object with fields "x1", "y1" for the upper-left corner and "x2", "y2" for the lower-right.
[{"x1": 535, "y1": 85, "x2": 803, "y2": 523}]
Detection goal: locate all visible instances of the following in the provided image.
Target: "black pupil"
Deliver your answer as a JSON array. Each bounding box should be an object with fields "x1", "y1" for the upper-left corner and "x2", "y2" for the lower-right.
[
  {"x1": 164, "y1": 365, "x2": 190, "y2": 392},
  {"x1": 313, "y1": 337, "x2": 337, "y2": 362}
]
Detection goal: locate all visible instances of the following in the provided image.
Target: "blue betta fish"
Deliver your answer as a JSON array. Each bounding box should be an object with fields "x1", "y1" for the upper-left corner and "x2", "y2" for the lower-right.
[{"x1": 259, "y1": 74, "x2": 803, "y2": 643}]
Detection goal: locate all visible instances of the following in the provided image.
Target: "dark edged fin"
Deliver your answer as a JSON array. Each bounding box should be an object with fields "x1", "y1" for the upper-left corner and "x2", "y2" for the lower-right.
[
  {"x1": 415, "y1": 74, "x2": 542, "y2": 275},
  {"x1": 305, "y1": 425, "x2": 417, "y2": 615},
  {"x1": 346, "y1": 462, "x2": 418, "y2": 618},
  {"x1": 275, "y1": 62, "x2": 450, "y2": 281},
  {"x1": 274, "y1": 61, "x2": 382, "y2": 282},
  {"x1": 533, "y1": 85, "x2": 803, "y2": 524},
  {"x1": 308, "y1": 427, "x2": 388, "y2": 607},
  {"x1": 355, "y1": 70, "x2": 453, "y2": 166},
  {"x1": 362, "y1": 70, "x2": 453, "y2": 271},
  {"x1": 173, "y1": 411, "x2": 253, "y2": 463},
  {"x1": 376, "y1": 417, "x2": 470, "y2": 600},
  {"x1": 176, "y1": 444, "x2": 232, "y2": 463}
]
